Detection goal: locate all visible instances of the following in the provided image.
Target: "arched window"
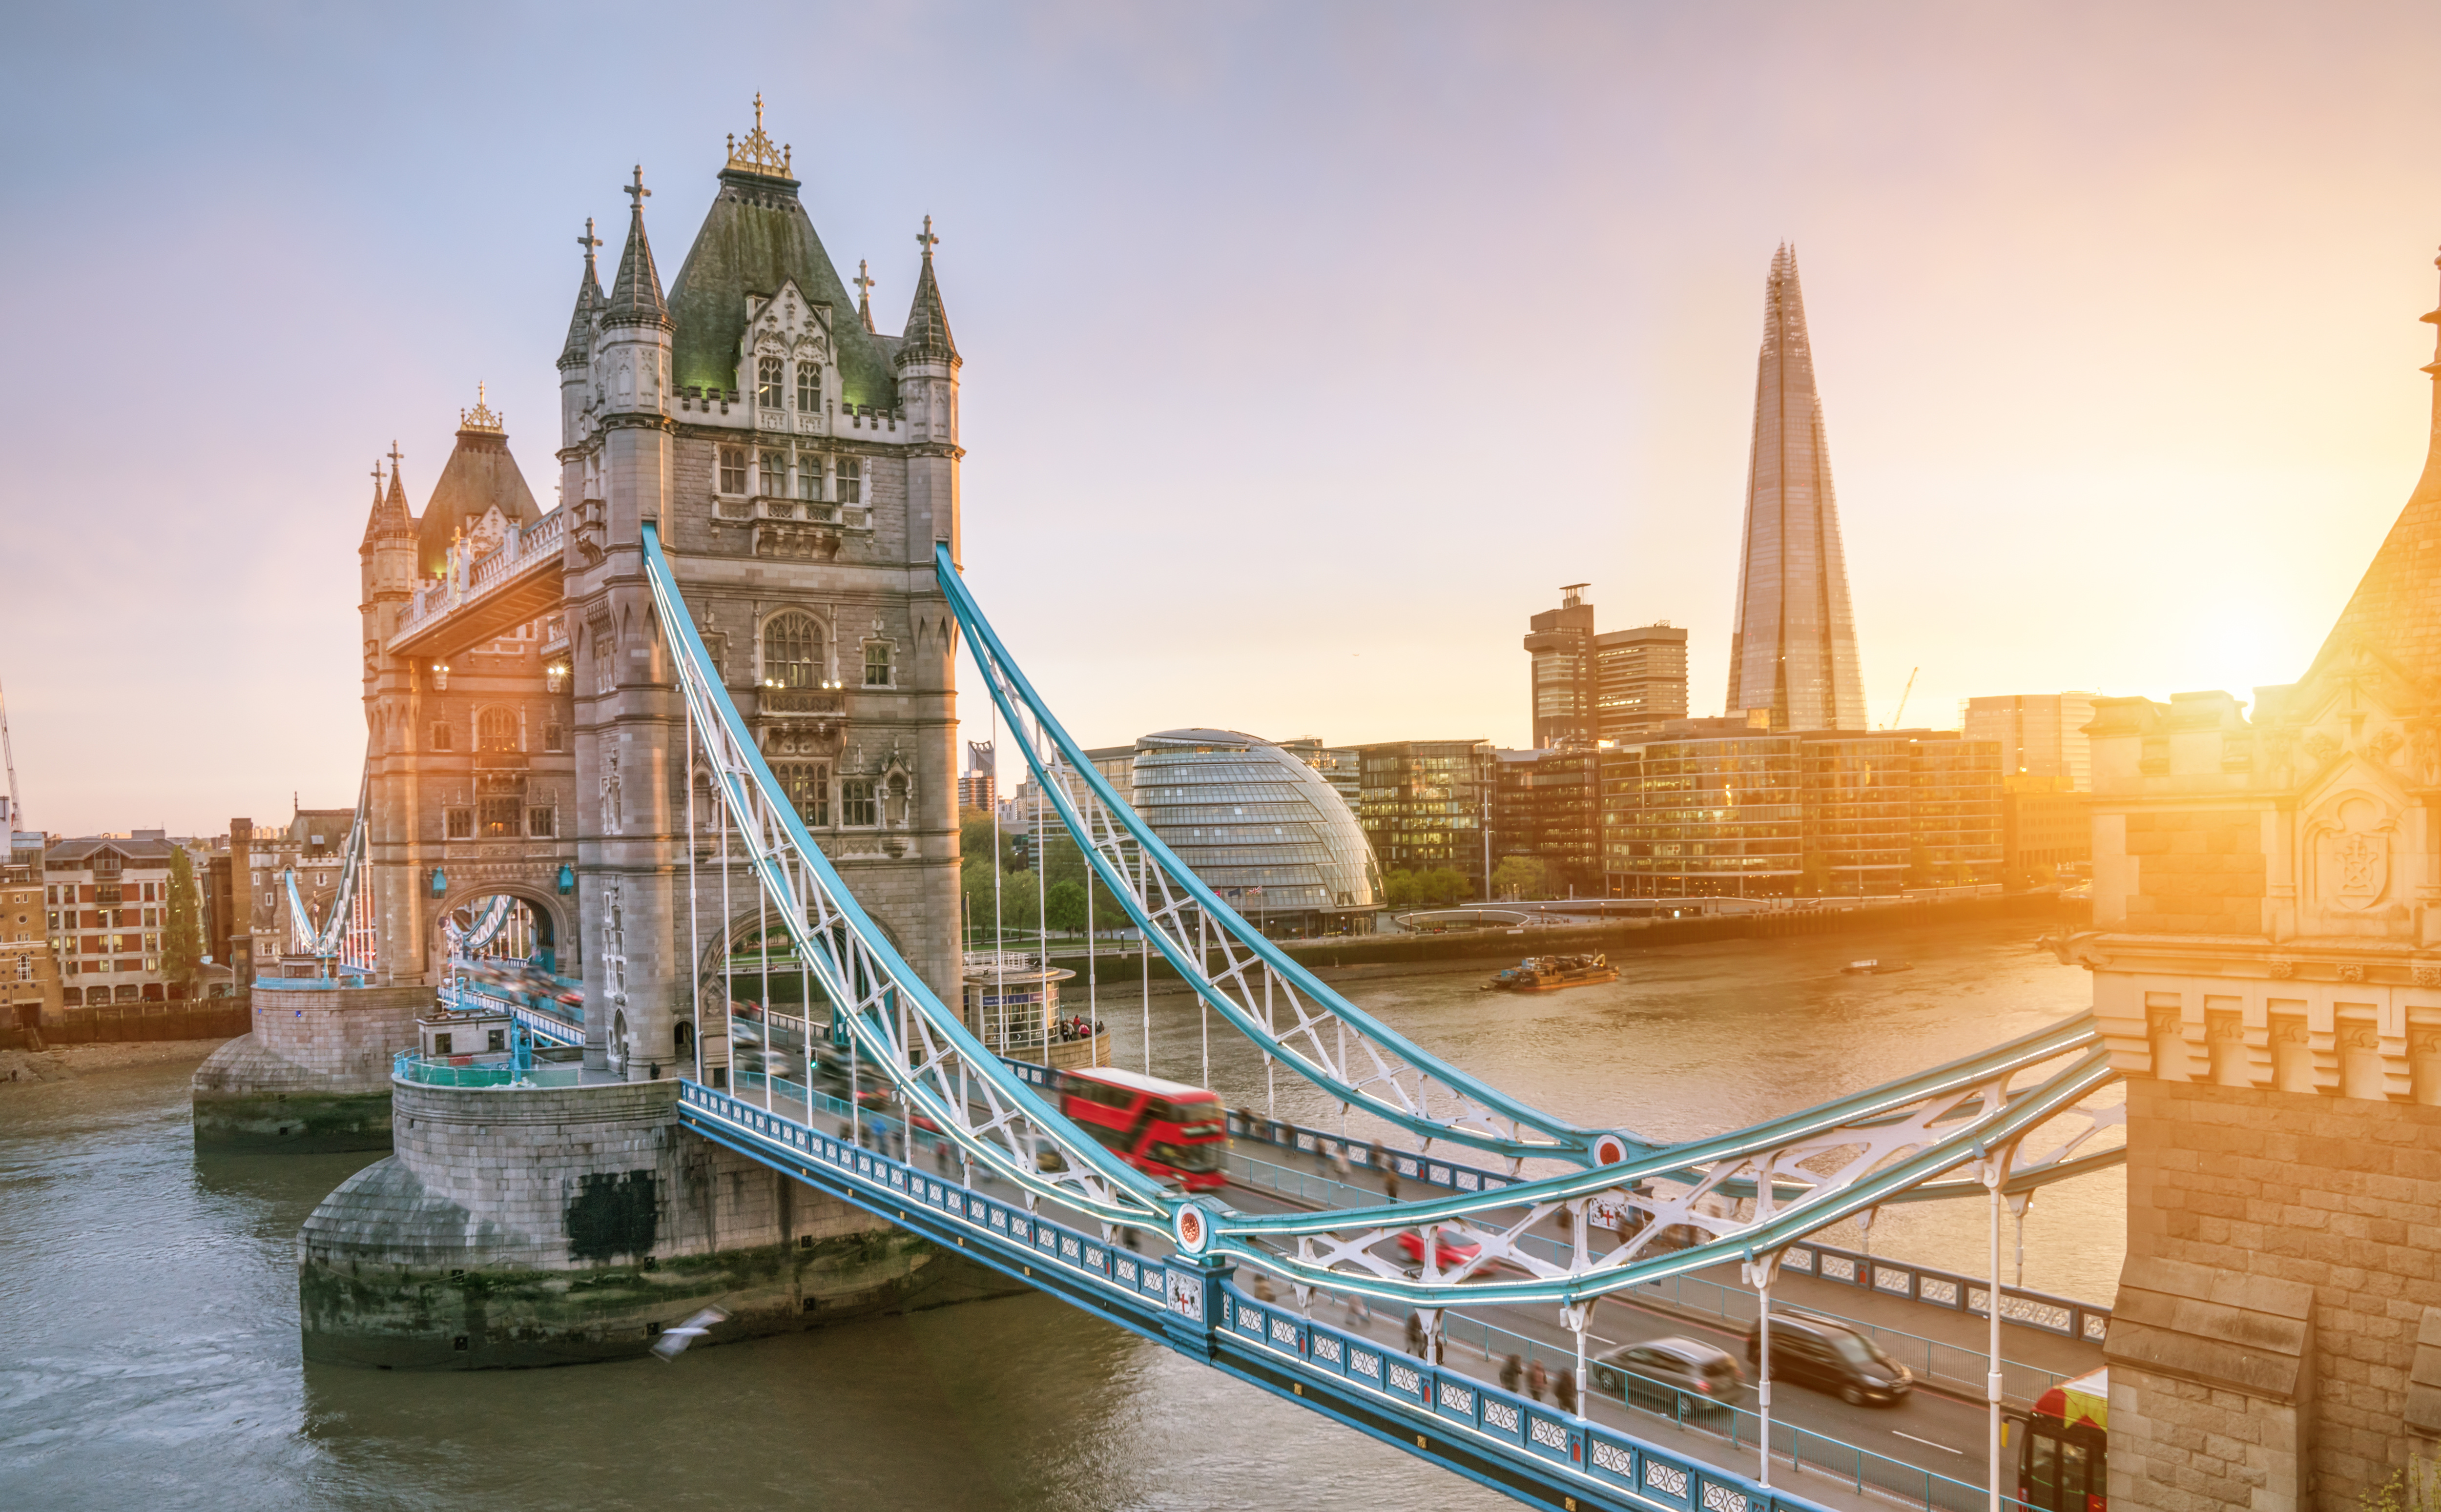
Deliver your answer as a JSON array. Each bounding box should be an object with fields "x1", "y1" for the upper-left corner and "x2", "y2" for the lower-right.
[
  {"x1": 863, "y1": 640, "x2": 891, "y2": 687},
  {"x1": 797, "y1": 363, "x2": 821, "y2": 410},
  {"x1": 764, "y1": 613, "x2": 823, "y2": 689},
  {"x1": 477, "y1": 707, "x2": 517, "y2": 752},
  {"x1": 757, "y1": 354, "x2": 784, "y2": 408},
  {"x1": 431, "y1": 722, "x2": 453, "y2": 752}
]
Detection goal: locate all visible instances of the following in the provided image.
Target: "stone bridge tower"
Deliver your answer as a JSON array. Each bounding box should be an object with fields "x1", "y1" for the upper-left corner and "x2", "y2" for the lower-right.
[
  {"x1": 2075, "y1": 254, "x2": 2441, "y2": 1510},
  {"x1": 554, "y1": 109, "x2": 962, "y2": 1079}
]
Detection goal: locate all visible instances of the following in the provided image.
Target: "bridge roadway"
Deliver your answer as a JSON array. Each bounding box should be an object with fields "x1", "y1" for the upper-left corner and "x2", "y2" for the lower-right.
[{"x1": 681, "y1": 1061, "x2": 2102, "y2": 1512}]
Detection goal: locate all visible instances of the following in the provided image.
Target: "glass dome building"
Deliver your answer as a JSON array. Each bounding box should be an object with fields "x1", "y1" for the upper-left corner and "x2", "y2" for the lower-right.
[{"x1": 1130, "y1": 729, "x2": 1380, "y2": 935}]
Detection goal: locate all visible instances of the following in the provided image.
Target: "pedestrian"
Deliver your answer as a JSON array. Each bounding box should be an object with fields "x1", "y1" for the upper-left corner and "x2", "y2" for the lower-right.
[
  {"x1": 1346, "y1": 1291, "x2": 1371, "y2": 1327},
  {"x1": 1554, "y1": 1367, "x2": 1578, "y2": 1416},
  {"x1": 1122, "y1": 1226, "x2": 1140, "y2": 1252},
  {"x1": 1500, "y1": 1353, "x2": 1524, "y2": 1394},
  {"x1": 1405, "y1": 1311, "x2": 1425, "y2": 1358},
  {"x1": 1527, "y1": 1358, "x2": 1549, "y2": 1403},
  {"x1": 1252, "y1": 1272, "x2": 1275, "y2": 1304},
  {"x1": 1556, "y1": 1207, "x2": 1572, "y2": 1240}
]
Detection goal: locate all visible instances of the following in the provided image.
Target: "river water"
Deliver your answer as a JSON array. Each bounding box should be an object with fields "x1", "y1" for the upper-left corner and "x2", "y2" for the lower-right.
[{"x1": 0, "y1": 918, "x2": 2108, "y2": 1512}]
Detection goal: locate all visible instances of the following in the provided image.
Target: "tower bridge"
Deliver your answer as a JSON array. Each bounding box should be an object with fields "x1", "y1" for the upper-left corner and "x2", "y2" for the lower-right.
[{"x1": 233, "y1": 102, "x2": 2441, "y2": 1512}]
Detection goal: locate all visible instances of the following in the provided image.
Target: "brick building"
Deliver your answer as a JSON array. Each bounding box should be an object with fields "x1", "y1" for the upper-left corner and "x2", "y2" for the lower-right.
[
  {"x1": 42, "y1": 832, "x2": 224, "y2": 1013},
  {"x1": 1, "y1": 848, "x2": 60, "y2": 1034}
]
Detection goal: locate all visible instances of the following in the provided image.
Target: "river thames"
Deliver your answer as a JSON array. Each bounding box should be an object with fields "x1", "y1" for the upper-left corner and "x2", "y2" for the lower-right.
[{"x1": 0, "y1": 917, "x2": 2108, "y2": 1512}]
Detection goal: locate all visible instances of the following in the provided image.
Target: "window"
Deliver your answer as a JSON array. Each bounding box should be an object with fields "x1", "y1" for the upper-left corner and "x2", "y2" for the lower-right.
[
  {"x1": 431, "y1": 723, "x2": 453, "y2": 752},
  {"x1": 543, "y1": 720, "x2": 564, "y2": 753},
  {"x1": 477, "y1": 707, "x2": 517, "y2": 752},
  {"x1": 760, "y1": 449, "x2": 786, "y2": 497},
  {"x1": 843, "y1": 780, "x2": 876, "y2": 827},
  {"x1": 765, "y1": 613, "x2": 823, "y2": 689},
  {"x1": 796, "y1": 456, "x2": 819, "y2": 501},
  {"x1": 719, "y1": 446, "x2": 747, "y2": 494},
  {"x1": 777, "y1": 763, "x2": 830, "y2": 826},
  {"x1": 758, "y1": 354, "x2": 784, "y2": 408},
  {"x1": 528, "y1": 807, "x2": 556, "y2": 838},
  {"x1": 434, "y1": 1033, "x2": 454, "y2": 1057},
  {"x1": 479, "y1": 795, "x2": 520, "y2": 838},
  {"x1": 446, "y1": 808, "x2": 473, "y2": 840},
  {"x1": 61, "y1": 987, "x2": 80, "y2": 1007},
  {"x1": 863, "y1": 641, "x2": 891, "y2": 687},
  {"x1": 798, "y1": 363, "x2": 820, "y2": 410},
  {"x1": 837, "y1": 456, "x2": 862, "y2": 505}
]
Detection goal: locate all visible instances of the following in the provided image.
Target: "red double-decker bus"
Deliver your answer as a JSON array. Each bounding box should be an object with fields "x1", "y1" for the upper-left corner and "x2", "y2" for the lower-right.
[{"x1": 1054, "y1": 1066, "x2": 1229, "y2": 1191}]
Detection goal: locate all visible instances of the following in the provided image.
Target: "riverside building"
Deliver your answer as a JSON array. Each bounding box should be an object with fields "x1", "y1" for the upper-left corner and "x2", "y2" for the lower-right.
[
  {"x1": 1127, "y1": 729, "x2": 1377, "y2": 935},
  {"x1": 1492, "y1": 747, "x2": 1601, "y2": 897},
  {"x1": 1354, "y1": 739, "x2": 1495, "y2": 896},
  {"x1": 1600, "y1": 728, "x2": 2001, "y2": 898}
]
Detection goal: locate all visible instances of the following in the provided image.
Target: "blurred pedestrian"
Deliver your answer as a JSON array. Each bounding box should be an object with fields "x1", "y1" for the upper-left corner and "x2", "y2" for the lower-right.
[
  {"x1": 1555, "y1": 1367, "x2": 1578, "y2": 1416},
  {"x1": 1527, "y1": 1358, "x2": 1548, "y2": 1402},
  {"x1": 1500, "y1": 1353, "x2": 1524, "y2": 1393},
  {"x1": 1252, "y1": 1272, "x2": 1275, "y2": 1304},
  {"x1": 1405, "y1": 1311, "x2": 1425, "y2": 1358}
]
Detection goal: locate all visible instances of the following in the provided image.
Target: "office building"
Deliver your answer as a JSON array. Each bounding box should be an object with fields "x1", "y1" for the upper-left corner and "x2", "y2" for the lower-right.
[
  {"x1": 1522, "y1": 585, "x2": 1598, "y2": 748},
  {"x1": 1963, "y1": 694, "x2": 2098, "y2": 789},
  {"x1": 2002, "y1": 776, "x2": 2090, "y2": 880},
  {"x1": 1492, "y1": 747, "x2": 1601, "y2": 897},
  {"x1": 1278, "y1": 739, "x2": 1362, "y2": 813},
  {"x1": 1601, "y1": 729, "x2": 2001, "y2": 897},
  {"x1": 1593, "y1": 623, "x2": 1690, "y2": 741},
  {"x1": 1354, "y1": 739, "x2": 1494, "y2": 894},
  {"x1": 1723, "y1": 245, "x2": 1868, "y2": 731}
]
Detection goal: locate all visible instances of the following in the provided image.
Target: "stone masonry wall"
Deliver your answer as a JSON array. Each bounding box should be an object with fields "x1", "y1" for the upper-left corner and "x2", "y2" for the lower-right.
[
  {"x1": 191, "y1": 982, "x2": 433, "y2": 1150},
  {"x1": 2123, "y1": 812, "x2": 2267, "y2": 936},
  {"x1": 2123, "y1": 1075, "x2": 2441, "y2": 1502}
]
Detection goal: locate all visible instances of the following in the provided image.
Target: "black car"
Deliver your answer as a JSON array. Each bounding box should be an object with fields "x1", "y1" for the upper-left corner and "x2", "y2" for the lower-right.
[
  {"x1": 1743, "y1": 1311, "x2": 1913, "y2": 1406},
  {"x1": 1591, "y1": 1336, "x2": 1746, "y2": 1415}
]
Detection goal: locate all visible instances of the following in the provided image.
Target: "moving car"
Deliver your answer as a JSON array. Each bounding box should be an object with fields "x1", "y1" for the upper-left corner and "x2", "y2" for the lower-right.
[
  {"x1": 1742, "y1": 1310, "x2": 1914, "y2": 1406},
  {"x1": 1591, "y1": 1336, "x2": 1745, "y2": 1414}
]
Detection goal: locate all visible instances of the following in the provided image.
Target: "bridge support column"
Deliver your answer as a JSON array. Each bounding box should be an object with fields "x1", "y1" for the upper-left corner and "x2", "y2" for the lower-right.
[
  {"x1": 297, "y1": 1076, "x2": 1017, "y2": 1367},
  {"x1": 191, "y1": 981, "x2": 432, "y2": 1151}
]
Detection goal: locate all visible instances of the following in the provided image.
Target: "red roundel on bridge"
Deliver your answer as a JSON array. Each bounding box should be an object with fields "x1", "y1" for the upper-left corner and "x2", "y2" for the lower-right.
[
  {"x1": 1593, "y1": 1134, "x2": 1628, "y2": 1165},
  {"x1": 1175, "y1": 1206, "x2": 1206, "y2": 1252}
]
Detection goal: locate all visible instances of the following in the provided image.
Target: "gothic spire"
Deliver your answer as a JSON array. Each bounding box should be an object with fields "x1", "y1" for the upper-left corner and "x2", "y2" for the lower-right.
[
  {"x1": 1722, "y1": 244, "x2": 1866, "y2": 731},
  {"x1": 560, "y1": 218, "x2": 605, "y2": 368},
  {"x1": 2308, "y1": 248, "x2": 2441, "y2": 683},
  {"x1": 854, "y1": 259, "x2": 876, "y2": 333},
  {"x1": 360, "y1": 446, "x2": 414, "y2": 550},
  {"x1": 603, "y1": 167, "x2": 670, "y2": 329},
  {"x1": 896, "y1": 216, "x2": 958, "y2": 366}
]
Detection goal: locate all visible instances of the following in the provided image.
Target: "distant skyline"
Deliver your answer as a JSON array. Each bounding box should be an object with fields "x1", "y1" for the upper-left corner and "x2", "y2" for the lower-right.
[{"x1": 6, "y1": 2, "x2": 2441, "y2": 834}]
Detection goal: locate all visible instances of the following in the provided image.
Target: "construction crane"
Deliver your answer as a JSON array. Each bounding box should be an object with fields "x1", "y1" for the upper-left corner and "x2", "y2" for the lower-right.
[
  {"x1": 0, "y1": 671, "x2": 19, "y2": 838},
  {"x1": 1890, "y1": 666, "x2": 1920, "y2": 729}
]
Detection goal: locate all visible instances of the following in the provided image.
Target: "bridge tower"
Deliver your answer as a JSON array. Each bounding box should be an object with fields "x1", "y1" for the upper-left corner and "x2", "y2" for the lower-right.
[
  {"x1": 555, "y1": 110, "x2": 963, "y2": 1080},
  {"x1": 2075, "y1": 252, "x2": 2441, "y2": 1510}
]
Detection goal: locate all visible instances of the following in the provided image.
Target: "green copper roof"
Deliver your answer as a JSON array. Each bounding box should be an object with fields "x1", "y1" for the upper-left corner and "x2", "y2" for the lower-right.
[{"x1": 666, "y1": 169, "x2": 898, "y2": 408}]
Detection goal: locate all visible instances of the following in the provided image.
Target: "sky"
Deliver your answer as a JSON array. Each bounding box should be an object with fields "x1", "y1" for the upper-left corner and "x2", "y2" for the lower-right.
[{"x1": 4, "y1": 1, "x2": 2441, "y2": 837}]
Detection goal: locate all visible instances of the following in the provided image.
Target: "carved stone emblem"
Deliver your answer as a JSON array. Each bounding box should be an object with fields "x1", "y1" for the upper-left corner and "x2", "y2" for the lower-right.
[
  {"x1": 2414, "y1": 965, "x2": 2441, "y2": 988},
  {"x1": 2313, "y1": 794, "x2": 2393, "y2": 913},
  {"x1": 2267, "y1": 959, "x2": 2296, "y2": 980},
  {"x1": 2338, "y1": 963, "x2": 2367, "y2": 983}
]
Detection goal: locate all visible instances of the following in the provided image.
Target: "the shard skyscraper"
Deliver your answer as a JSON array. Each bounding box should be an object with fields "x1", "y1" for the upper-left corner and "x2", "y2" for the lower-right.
[{"x1": 1723, "y1": 245, "x2": 1868, "y2": 732}]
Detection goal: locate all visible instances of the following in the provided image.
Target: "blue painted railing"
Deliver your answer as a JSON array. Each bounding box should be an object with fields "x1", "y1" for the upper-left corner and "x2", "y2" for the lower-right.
[{"x1": 677, "y1": 1075, "x2": 1992, "y2": 1512}]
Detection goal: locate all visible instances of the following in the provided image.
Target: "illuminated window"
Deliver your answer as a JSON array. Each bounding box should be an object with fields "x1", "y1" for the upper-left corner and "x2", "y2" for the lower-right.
[
  {"x1": 479, "y1": 794, "x2": 521, "y2": 838},
  {"x1": 765, "y1": 613, "x2": 823, "y2": 688},
  {"x1": 758, "y1": 354, "x2": 784, "y2": 408},
  {"x1": 477, "y1": 707, "x2": 517, "y2": 752}
]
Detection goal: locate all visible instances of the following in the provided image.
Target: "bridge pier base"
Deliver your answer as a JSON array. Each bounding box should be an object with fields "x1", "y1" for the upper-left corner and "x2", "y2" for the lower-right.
[
  {"x1": 297, "y1": 1076, "x2": 1019, "y2": 1368},
  {"x1": 191, "y1": 981, "x2": 432, "y2": 1151}
]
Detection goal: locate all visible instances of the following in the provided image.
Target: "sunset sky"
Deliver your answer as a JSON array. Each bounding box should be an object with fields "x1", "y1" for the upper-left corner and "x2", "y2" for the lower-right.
[{"x1": 5, "y1": 1, "x2": 2441, "y2": 836}]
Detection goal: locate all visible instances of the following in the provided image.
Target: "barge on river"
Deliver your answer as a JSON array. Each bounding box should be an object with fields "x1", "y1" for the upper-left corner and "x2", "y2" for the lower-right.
[{"x1": 1482, "y1": 953, "x2": 1617, "y2": 993}]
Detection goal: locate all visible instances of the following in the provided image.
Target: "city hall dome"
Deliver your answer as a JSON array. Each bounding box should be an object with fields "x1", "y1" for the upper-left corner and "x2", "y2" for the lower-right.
[{"x1": 1131, "y1": 730, "x2": 1378, "y2": 931}]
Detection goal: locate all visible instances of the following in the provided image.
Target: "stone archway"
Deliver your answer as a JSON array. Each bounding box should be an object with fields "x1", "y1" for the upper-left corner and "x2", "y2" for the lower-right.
[{"x1": 429, "y1": 882, "x2": 573, "y2": 981}]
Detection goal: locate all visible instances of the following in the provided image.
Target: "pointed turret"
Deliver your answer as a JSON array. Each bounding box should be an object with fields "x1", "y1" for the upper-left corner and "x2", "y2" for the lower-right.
[
  {"x1": 559, "y1": 218, "x2": 606, "y2": 368},
  {"x1": 1722, "y1": 244, "x2": 1866, "y2": 732},
  {"x1": 855, "y1": 259, "x2": 876, "y2": 333},
  {"x1": 603, "y1": 167, "x2": 671, "y2": 329},
  {"x1": 360, "y1": 447, "x2": 414, "y2": 550},
  {"x1": 896, "y1": 216, "x2": 958, "y2": 367},
  {"x1": 2308, "y1": 249, "x2": 2441, "y2": 683}
]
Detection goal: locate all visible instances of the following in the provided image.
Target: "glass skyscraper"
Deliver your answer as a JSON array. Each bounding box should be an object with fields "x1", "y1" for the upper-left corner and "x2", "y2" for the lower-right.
[{"x1": 1130, "y1": 729, "x2": 1378, "y2": 934}]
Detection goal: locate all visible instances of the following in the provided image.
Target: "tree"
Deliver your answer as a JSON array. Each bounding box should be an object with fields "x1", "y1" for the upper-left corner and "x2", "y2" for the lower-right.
[
  {"x1": 1382, "y1": 869, "x2": 1419, "y2": 908},
  {"x1": 1420, "y1": 867, "x2": 1472, "y2": 906},
  {"x1": 1491, "y1": 856, "x2": 1556, "y2": 901},
  {"x1": 162, "y1": 846, "x2": 204, "y2": 992},
  {"x1": 1043, "y1": 879, "x2": 1089, "y2": 934}
]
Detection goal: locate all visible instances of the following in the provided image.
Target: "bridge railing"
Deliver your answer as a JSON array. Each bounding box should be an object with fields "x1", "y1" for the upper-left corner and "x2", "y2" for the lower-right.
[
  {"x1": 681, "y1": 1076, "x2": 2015, "y2": 1512},
  {"x1": 391, "y1": 1051, "x2": 585, "y2": 1089}
]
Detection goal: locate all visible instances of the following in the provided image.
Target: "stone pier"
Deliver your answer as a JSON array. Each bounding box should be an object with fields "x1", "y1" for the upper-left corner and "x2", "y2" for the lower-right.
[
  {"x1": 297, "y1": 1073, "x2": 1015, "y2": 1368},
  {"x1": 191, "y1": 980, "x2": 431, "y2": 1151}
]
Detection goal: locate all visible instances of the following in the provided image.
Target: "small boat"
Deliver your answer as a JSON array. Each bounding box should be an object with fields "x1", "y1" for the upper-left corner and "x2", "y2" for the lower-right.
[
  {"x1": 1484, "y1": 954, "x2": 1619, "y2": 992},
  {"x1": 1841, "y1": 959, "x2": 1913, "y2": 975}
]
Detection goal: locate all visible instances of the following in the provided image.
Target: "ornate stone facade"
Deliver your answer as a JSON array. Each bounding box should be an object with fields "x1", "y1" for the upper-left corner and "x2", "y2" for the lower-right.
[{"x1": 2069, "y1": 257, "x2": 2441, "y2": 1509}]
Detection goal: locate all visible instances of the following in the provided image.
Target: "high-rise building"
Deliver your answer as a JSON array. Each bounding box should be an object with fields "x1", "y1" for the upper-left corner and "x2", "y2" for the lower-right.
[
  {"x1": 1600, "y1": 729, "x2": 2001, "y2": 897},
  {"x1": 1278, "y1": 738, "x2": 1362, "y2": 812},
  {"x1": 1491, "y1": 747, "x2": 1601, "y2": 897},
  {"x1": 1522, "y1": 586, "x2": 1597, "y2": 748},
  {"x1": 1353, "y1": 740, "x2": 1494, "y2": 894},
  {"x1": 1723, "y1": 245, "x2": 1868, "y2": 732},
  {"x1": 1593, "y1": 623, "x2": 1690, "y2": 742},
  {"x1": 1963, "y1": 693, "x2": 2098, "y2": 788}
]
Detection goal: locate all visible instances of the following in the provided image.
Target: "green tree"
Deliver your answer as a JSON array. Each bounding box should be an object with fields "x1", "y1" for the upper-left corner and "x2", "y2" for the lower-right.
[
  {"x1": 162, "y1": 846, "x2": 204, "y2": 992},
  {"x1": 1044, "y1": 879, "x2": 1089, "y2": 933},
  {"x1": 1420, "y1": 867, "x2": 1473, "y2": 906},
  {"x1": 1491, "y1": 856, "x2": 1556, "y2": 901}
]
